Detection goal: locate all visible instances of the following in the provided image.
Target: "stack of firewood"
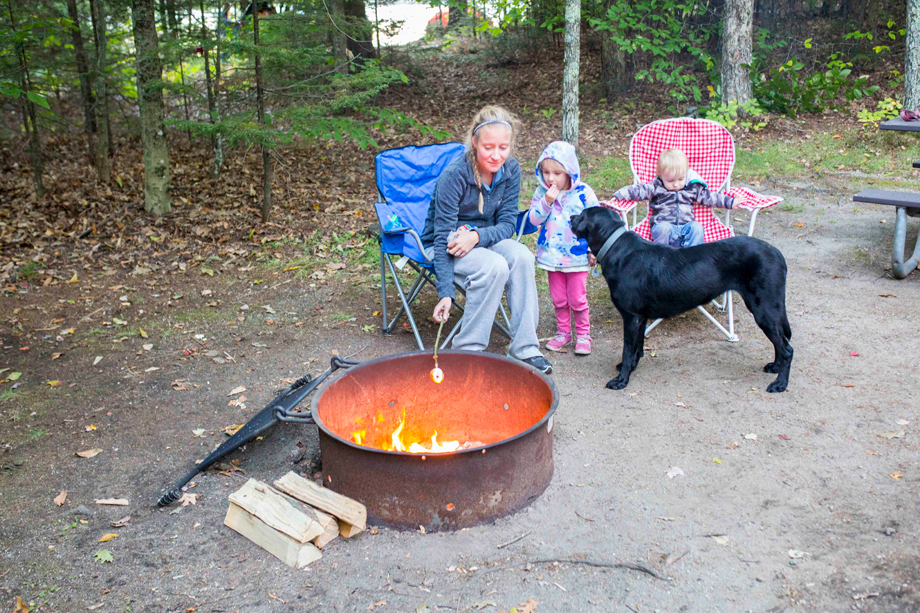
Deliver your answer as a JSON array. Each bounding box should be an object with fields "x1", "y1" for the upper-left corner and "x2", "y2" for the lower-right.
[{"x1": 223, "y1": 471, "x2": 367, "y2": 569}]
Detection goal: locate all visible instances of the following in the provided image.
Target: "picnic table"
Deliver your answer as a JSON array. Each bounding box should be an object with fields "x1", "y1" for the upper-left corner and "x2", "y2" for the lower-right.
[{"x1": 852, "y1": 117, "x2": 920, "y2": 278}]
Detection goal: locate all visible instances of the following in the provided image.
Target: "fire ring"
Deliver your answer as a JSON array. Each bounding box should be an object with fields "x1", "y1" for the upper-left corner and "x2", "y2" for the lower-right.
[{"x1": 311, "y1": 350, "x2": 558, "y2": 531}]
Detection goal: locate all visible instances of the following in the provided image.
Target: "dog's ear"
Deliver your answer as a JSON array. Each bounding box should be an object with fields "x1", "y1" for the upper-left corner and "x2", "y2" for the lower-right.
[{"x1": 569, "y1": 211, "x2": 586, "y2": 237}]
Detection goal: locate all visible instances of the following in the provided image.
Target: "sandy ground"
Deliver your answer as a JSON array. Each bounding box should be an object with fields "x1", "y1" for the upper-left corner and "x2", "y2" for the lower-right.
[{"x1": 1, "y1": 173, "x2": 919, "y2": 613}]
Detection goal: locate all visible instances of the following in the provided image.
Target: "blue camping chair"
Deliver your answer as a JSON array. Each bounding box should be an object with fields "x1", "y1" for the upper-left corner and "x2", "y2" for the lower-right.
[{"x1": 374, "y1": 143, "x2": 536, "y2": 350}]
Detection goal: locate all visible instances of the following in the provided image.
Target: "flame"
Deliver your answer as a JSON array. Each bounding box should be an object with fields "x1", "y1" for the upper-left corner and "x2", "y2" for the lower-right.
[{"x1": 352, "y1": 412, "x2": 460, "y2": 454}]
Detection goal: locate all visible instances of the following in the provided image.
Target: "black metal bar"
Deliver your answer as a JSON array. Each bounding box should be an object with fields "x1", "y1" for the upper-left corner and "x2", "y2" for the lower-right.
[{"x1": 156, "y1": 356, "x2": 358, "y2": 507}]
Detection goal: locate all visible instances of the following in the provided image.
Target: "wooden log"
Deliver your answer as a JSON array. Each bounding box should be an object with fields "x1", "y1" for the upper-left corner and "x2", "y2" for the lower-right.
[
  {"x1": 312, "y1": 516, "x2": 340, "y2": 549},
  {"x1": 274, "y1": 472, "x2": 367, "y2": 536},
  {"x1": 223, "y1": 503, "x2": 322, "y2": 569},
  {"x1": 338, "y1": 521, "x2": 363, "y2": 539},
  {"x1": 229, "y1": 479, "x2": 323, "y2": 543}
]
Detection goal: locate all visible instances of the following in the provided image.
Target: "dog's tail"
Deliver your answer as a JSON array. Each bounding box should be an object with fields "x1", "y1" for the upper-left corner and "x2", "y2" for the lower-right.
[{"x1": 782, "y1": 311, "x2": 792, "y2": 340}]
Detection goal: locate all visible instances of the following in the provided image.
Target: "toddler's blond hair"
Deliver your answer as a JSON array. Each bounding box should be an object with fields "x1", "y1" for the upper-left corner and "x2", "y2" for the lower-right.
[{"x1": 657, "y1": 148, "x2": 689, "y2": 179}]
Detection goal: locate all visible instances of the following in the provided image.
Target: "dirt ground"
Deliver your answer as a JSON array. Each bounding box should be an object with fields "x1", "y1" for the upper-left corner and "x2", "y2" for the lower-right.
[{"x1": 2, "y1": 155, "x2": 919, "y2": 613}]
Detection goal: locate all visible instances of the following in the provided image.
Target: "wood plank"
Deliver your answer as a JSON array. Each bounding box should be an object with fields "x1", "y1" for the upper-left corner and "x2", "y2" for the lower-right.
[
  {"x1": 223, "y1": 503, "x2": 322, "y2": 569},
  {"x1": 338, "y1": 521, "x2": 363, "y2": 539},
  {"x1": 312, "y1": 516, "x2": 340, "y2": 549},
  {"x1": 853, "y1": 189, "x2": 920, "y2": 209},
  {"x1": 274, "y1": 472, "x2": 367, "y2": 534},
  {"x1": 229, "y1": 479, "x2": 323, "y2": 543}
]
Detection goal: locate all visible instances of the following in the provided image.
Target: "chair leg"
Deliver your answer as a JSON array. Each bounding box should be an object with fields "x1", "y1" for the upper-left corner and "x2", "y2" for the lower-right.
[
  {"x1": 380, "y1": 248, "x2": 388, "y2": 335},
  {"x1": 384, "y1": 266, "x2": 427, "y2": 334},
  {"x1": 726, "y1": 290, "x2": 737, "y2": 341},
  {"x1": 644, "y1": 318, "x2": 663, "y2": 337},
  {"x1": 696, "y1": 304, "x2": 739, "y2": 342},
  {"x1": 384, "y1": 254, "x2": 425, "y2": 350}
]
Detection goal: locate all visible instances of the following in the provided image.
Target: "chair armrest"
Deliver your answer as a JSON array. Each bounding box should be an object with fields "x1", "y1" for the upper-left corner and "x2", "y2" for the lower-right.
[
  {"x1": 602, "y1": 199, "x2": 639, "y2": 213},
  {"x1": 724, "y1": 187, "x2": 782, "y2": 211}
]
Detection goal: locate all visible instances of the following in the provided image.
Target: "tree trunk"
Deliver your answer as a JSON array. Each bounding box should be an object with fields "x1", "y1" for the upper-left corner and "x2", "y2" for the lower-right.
[
  {"x1": 90, "y1": 0, "x2": 112, "y2": 182},
  {"x1": 331, "y1": 0, "x2": 348, "y2": 74},
  {"x1": 66, "y1": 0, "x2": 97, "y2": 161},
  {"x1": 132, "y1": 0, "x2": 172, "y2": 215},
  {"x1": 907, "y1": 0, "x2": 920, "y2": 109},
  {"x1": 214, "y1": 2, "x2": 225, "y2": 176},
  {"x1": 7, "y1": 0, "x2": 44, "y2": 197},
  {"x1": 254, "y1": 9, "x2": 274, "y2": 222},
  {"x1": 166, "y1": 0, "x2": 179, "y2": 35},
  {"x1": 561, "y1": 0, "x2": 579, "y2": 147},
  {"x1": 201, "y1": 0, "x2": 224, "y2": 178},
  {"x1": 158, "y1": 0, "x2": 169, "y2": 32},
  {"x1": 344, "y1": 0, "x2": 377, "y2": 62},
  {"x1": 448, "y1": 0, "x2": 467, "y2": 29},
  {"x1": 599, "y1": 0, "x2": 628, "y2": 98},
  {"x1": 721, "y1": 0, "x2": 753, "y2": 106}
]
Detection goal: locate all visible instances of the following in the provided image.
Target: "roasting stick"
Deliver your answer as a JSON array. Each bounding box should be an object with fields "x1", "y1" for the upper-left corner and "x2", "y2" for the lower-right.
[{"x1": 430, "y1": 320, "x2": 445, "y2": 383}]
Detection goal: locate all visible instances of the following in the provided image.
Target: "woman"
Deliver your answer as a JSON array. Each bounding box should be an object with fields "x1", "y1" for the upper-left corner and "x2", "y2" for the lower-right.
[{"x1": 420, "y1": 105, "x2": 552, "y2": 374}]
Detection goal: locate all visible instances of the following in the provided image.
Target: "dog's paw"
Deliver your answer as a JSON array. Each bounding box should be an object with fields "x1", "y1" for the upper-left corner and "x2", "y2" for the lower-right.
[
  {"x1": 766, "y1": 378, "x2": 788, "y2": 393},
  {"x1": 605, "y1": 377, "x2": 628, "y2": 390},
  {"x1": 763, "y1": 361, "x2": 780, "y2": 374}
]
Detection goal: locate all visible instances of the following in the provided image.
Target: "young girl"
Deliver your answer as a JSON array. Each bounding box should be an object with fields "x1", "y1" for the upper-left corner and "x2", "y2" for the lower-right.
[
  {"x1": 420, "y1": 105, "x2": 553, "y2": 375},
  {"x1": 528, "y1": 141, "x2": 599, "y2": 355}
]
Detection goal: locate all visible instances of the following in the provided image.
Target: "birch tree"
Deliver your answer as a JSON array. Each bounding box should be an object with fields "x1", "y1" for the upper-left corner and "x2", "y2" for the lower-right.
[
  {"x1": 721, "y1": 0, "x2": 753, "y2": 106},
  {"x1": 561, "y1": 0, "x2": 579, "y2": 146},
  {"x1": 907, "y1": 0, "x2": 920, "y2": 109},
  {"x1": 132, "y1": 0, "x2": 171, "y2": 215}
]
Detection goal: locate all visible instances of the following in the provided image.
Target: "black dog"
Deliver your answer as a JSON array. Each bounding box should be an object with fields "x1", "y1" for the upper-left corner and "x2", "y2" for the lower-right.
[{"x1": 570, "y1": 207, "x2": 793, "y2": 393}]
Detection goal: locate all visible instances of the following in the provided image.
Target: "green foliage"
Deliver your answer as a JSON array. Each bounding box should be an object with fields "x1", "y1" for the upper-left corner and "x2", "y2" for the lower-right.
[
  {"x1": 753, "y1": 53, "x2": 878, "y2": 117},
  {"x1": 701, "y1": 99, "x2": 767, "y2": 131},
  {"x1": 590, "y1": 0, "x2": 715, "y2": 107},
  {"x1": 857, "y1": 98, "x2": 900, "y2": 126}
]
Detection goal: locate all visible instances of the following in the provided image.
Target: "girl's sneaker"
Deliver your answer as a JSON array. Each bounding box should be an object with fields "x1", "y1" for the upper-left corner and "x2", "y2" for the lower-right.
[
  {"x1": 545, "y1": 332, "x2": 572, "y2": 352},
  {"x1": 574, "y1": 335, "x2": 592, "y2": 355}
]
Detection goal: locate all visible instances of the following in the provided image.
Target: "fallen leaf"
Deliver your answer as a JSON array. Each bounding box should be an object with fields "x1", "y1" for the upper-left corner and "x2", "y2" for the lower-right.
[
  {"x1": 94, "y1": 549, "x2": 114, "y2": 563},
  {"x1": 788, "y1": 549, "x2": 805, "y2": 559},
  {"x1": 743, "y1": 433, "x2": 757, "y2": 440},
  {"x1": 87, "y1": 603, "x2": 104, "y2": 610},
  {"x1": 201, "y1": 267, "x2": 214, "y2": 276},
  {"x1": 9, "y1": 371, "x2": 22, "y2": 381},
  {"x1": 850, "y1": 351, "x2": 859, "y2": 357},
  {"x1": 877, "y1": 430, "x2": 905, "y2": 439},
  {"x1": 896, "y1": 419, "x2": 910, "y2": 426},
  {"x1": 712, "y1": 458, "x2": 722, "y2": 464},
  {"x1": 367, "y1": 601, "x2": 387, "y2": 611},
  {"x1": 98, "y1": 533, "x2": 119, "y2": 542},
  {"x1": 201, "y1": 289, "x2": 213, "y2": 296},
  {"x1": 891, "y1": 472, "x2": 903, "y2": 479},
  {"x1": 144, "y1": 367, "x2": 160, "y2": 373},
  {"x1": 778, "y1": 434, "x2": 791, "y2": 440},
  {"x1": 85, "y1": 424, "x2": 97, "y2": 431},
  {"x1": 95, "y1": 498, "x2": 129, "y2": 506},
  {"x1": 179, "y1": 492, "x2": 199, "y2": 507},
  {"x1": 172, "y1": 379, "x2": 192, "y2": 391},
  {"x1": 47, "y1": 380, "x2": 62, "y2": 387},
  {"x1": 67, "y1": 273, "x2": 79, "y2": 284},
  {"x1": 143, "y1": 343, "x2": 153, "y2": 351},
  {"x1": 228, "y1": 395, "x2": 247, "y2": 407},
  {"x1": 51, "y1": 352, "x2": 64, "y2": 360},
  {"x1": 227, "y1": 385, "x2": 246, "y2": 396},
  {"x1": 110, "y1": 516, "x2": 131, "y2": 528},
  {"x1": 666, "y1": 466, "x2": 684, "y2": 479},
  {"x1": 54, "y1": 491, "x2": 67, "y2": 506},
  {"x1": 711, "y1": 535, "x2": 729, "y2": 545},
  {"x1": 93, "y1": 356, "x2": 103, "y2": 365},
  {"x1": 139, "y1": 329, "x2": 148, "y2": 339},
  {"x1": 192, "y1": 428, "x2": 206, "y2": 437},
  {"x1": 14, "y1": 597, "x2": 29, "y2": 613},
  {"x1": 222, "y1": 423, "x2": 244, "y2": 436},
  {"x1": 76, "y1": 448, "x2": 103, "y2": 458}
]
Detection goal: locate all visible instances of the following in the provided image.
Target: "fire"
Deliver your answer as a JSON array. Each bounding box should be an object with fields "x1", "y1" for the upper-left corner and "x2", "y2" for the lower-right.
[{"x1": 352, "y1": 412, "x2": 460, "y2": 454}]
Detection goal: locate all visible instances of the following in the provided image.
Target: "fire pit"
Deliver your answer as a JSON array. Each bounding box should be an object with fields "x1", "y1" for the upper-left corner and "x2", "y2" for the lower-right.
[{"x1": 310, "y1": 350, "x2": 558, "y2": 531}]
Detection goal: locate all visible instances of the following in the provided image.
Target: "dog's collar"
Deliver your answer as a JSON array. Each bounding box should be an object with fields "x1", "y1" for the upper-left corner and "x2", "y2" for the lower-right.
[{"x1": 594, "y1": 226, "x2": 627, "y2": 262}]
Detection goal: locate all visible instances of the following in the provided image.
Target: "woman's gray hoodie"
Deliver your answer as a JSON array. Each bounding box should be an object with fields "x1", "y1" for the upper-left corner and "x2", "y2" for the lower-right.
[{"x1": 421, "y1": 155, "x2": 521, "y2": 300}]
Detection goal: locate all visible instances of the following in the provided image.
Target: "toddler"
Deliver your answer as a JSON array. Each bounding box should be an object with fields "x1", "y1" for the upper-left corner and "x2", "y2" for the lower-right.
[
  {"x1": 528, "y1": 141, "x2": 599, "y2": 355},
  {"x1": 611, "y1": 148, "x2": 742, "y2": 248}
]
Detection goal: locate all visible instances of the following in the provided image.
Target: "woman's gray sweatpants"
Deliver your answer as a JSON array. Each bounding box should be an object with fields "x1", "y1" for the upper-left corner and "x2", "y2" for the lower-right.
[{"x1": 451, "y1": 239, "x2": 541, "y2": 359}]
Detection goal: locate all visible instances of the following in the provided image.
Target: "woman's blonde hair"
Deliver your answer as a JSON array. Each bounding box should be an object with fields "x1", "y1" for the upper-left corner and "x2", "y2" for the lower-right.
[
  {"x1": 657, "y1": 148, "x2": 689, "y2": 179},
  {"x1": 464, "y1": 105, "x2": 521, "y2": 213}
]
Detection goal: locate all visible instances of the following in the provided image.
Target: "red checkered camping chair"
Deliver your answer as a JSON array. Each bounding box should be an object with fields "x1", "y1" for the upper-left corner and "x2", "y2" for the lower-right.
[{"x1": 603, "y1": 117, "x2": 783, "y2": 341}]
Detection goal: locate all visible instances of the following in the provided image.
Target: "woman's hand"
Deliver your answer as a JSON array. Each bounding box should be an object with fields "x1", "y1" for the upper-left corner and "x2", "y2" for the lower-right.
[
  {"x1": 588, "y1": 253, "x2": 597, "y2": 267},
  {"x1": 433, "y1": 297, "x2": 452, "y2": 323},
  {"x1": 447, "y1": 230, "x2": 480, "y2": 258}
]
